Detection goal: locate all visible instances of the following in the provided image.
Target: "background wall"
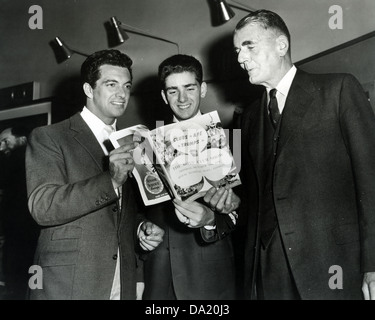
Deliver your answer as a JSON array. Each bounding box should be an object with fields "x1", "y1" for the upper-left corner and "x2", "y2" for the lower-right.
[
  {"x1": 0, "y1": 0, "x2": 374, "y2": 128},
  {"x1": 298, "y1": 33, "x2": 375, "y2": 114}
]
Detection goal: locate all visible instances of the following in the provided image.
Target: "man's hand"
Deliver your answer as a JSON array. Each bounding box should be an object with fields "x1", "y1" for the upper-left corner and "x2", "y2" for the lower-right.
[
  {"x1": 173, "y1": 199, "x2": 215, "y2": 228},
  {"x1": 203, "y1": 187, "x2": 240, "y2": 214},
  {"x1": 362, "y1": 272, "x2": 375, "y2": 300},
  {"x1": 138, "y1": 221, "x2": 165, "y2": 251},
  {"x1": 109, "y1": 142, "x2": 136, "y2": 189}
]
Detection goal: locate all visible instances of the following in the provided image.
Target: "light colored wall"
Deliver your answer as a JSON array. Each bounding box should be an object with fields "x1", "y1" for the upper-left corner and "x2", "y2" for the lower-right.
[
  {"x1": 298, "y1": 35, "x2": 375, "y2": 85},
  {"x1": 1, "y1": 0, "x2": 374, "y2": 128},
  {"x1": 298, "y1": 34, "x2": 375, "y2": 113}
]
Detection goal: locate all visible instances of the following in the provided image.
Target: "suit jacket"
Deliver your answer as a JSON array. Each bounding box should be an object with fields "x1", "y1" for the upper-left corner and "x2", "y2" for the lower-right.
[
  {"x1": 26, "y1": 113, "x2": 143, "y2": 300},
  {"x1": 1, "y1": 146, "x2": 40, "y2": 299},
  {"x1": 143, "y1": 200, "x2": 236, "y2": 300},
  {"x1": 239, "y1": 70, "x2": 375, "y2": 300},
  {"x1": 142, "y1": 118, "x2": 237, "y2": 300}
]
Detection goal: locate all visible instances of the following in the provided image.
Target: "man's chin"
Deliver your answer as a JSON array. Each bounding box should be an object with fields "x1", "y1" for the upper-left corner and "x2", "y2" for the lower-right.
[
  {"x1": 114, "y1": 108, "x2": 128, "y2": 117},
  {"x1": 176, "y1": 113, "x2": 193, "y2": 121},
  {"x1": 248, "y1": 75, "x2": 257, "y2": 84}
]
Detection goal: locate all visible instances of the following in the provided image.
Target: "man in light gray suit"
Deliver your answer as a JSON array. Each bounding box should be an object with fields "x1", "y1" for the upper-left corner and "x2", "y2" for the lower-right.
[{"x1": 26, "y1": 49, "x2": 164, "y2": 300}]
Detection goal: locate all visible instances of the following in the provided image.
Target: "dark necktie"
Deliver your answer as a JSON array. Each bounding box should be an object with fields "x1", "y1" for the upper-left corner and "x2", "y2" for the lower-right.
[
  {"x1": 103, "y1": 125, "x2": 115, "y2": 153},
  {"x1": 268, "y1": 88, "x2": 280, "y2": 129}
]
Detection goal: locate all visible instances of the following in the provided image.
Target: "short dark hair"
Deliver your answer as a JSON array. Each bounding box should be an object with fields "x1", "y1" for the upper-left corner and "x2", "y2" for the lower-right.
[
  {"x1": 158, "y1": 54, "x2": 203, "y2": 89},
  {"x1": 80, "y1": 49, "x2": 133, "y2": 88},
  {"x1": 11, "y1": 126, "x2": 30, "y2": 138},
  {"x1": 235, "y1": 10, "x2": 291, "y2": 45}
]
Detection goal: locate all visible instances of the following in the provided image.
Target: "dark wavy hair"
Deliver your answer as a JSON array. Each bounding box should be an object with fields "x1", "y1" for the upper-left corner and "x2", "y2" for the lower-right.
[
  {"x1": 158, "y1": 54, "x2": 203, "y2": 89},
  {"x1": 11, "y1": 126, "x2": 30, "y2": 138},
  {"x1": 80, "y1": 49, "x2": 133, "y2": 88},
  {"x1": 235, "y1": 10, "x2": 291, "y2": 45}
]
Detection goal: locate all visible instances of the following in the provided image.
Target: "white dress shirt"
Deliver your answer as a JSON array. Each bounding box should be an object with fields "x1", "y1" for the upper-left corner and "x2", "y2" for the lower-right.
[
  {"x1": 81, "y1": 107, "x2": 117, "y2": 156},
  {"x1": 266, "y1": 65, "x2": 297, "y2": 114},
  {"x1": 80, "y1": 107, "x2": 121, "y2": 300}
]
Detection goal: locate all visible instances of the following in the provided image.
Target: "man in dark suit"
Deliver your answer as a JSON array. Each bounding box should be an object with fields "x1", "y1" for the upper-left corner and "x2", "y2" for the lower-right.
[
  {"x1": 0, "y1": 126, "x2": 39, "y2": 299},
  {"x1": 233, "y1": 10, "x2": 375, "y2": 300},
  {"x1": 26, "y1": 49, "x2": 164, "y2": 300},
  {"x1": 142, "y1": 54, "x2": 240, "y2": 300}
]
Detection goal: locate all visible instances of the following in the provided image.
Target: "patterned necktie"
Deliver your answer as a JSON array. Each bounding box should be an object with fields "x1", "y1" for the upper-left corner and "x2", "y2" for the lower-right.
[{"x1": 268, "y1": 88, "x2": 280, "y2": 129}]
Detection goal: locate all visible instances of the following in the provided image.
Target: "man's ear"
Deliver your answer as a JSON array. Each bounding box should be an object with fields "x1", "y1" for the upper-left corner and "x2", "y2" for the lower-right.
[
  {"x1": 200, "y1": 82, "x2": 207, "y2": 98},
  {"x1": 83, "y1": 83, "x2": 94, "y2": 99},
  {"x1": 161, "y1": 90, "x2": 168, "y2": 105},
  {"x1": 276, "y1": 35, "x2": 289, "y2": 57}
]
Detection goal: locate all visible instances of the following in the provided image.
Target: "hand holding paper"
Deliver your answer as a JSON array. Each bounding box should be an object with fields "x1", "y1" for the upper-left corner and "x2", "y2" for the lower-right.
[
  {"x1": 173, "y1": 198, "x2": 215, "y2": 228},
  {"x1": 204, "y1": 187, "x2": 241, "y2": 214},
  {"x1": 109, "y1": 142, "x2": 136, "y2": 189}
]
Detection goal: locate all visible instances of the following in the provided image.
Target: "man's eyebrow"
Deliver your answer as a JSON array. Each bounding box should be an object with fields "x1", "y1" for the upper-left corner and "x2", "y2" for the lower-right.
[
  {"x1": 103, "y1": 79, "x2": 132, "y2": 85},
  {"x1": 103, "y1": 79, "x2": 119, "y2": 83},
  {"x1": 234, "y1": 40, "x2": 255, "y2": 51},
  {"x1": 242, "y1": 40, "x2": 256, "y2": 46},
  {"x1": 165, "y1": 83, "x2": 198, "y2": 91}
]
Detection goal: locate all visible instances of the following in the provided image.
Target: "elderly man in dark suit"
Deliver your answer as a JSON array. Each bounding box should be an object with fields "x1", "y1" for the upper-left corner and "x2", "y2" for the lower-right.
[
  {"x1": 26, "y1": 49, "x2": 164, "y2": 300},
  {"x1": 233, "y1": 10, "x2": 375, "y2": 300}
]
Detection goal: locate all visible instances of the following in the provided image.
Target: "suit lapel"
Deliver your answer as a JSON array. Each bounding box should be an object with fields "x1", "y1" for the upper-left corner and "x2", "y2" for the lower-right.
[
  {"x1": 118, "y1": 179, "x2": 132, "y2": 227},
  {"x1": 248, "y1": 92, "x2": 267, "y2": 179},
  {"x1": 277, "y1": 70, "x2": 316, "y2": 154},
  {"x1": 70, "y1": 113, "x2": 105, "y2": 171}
]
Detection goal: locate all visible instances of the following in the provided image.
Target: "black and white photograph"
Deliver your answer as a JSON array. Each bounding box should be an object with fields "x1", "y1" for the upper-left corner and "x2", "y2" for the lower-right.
[{"x1": 1, "y1": 0, "x2": 375, "y2": 310}]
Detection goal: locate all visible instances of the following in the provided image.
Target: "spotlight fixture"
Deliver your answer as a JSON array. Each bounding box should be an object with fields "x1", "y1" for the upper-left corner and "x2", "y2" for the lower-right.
[
  {"x1": 54, "y1": 37, "x2": 89, "y2": 61},
  {"x1": 212, "y1": 0, "x2": 255, "y2": 25},
  {"x1": 214, "y1": 0, "x2": 235, "y2": 23},
  {"x1": 109, "y1": 16, "x2": 179, "y2": 53}
]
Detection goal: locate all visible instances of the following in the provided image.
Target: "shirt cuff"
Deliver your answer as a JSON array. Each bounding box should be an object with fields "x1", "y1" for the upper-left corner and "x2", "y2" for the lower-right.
[
  {"x1": 204, "y1": 224, "x2": 217, "y2": 230},
  {"x1": 229, "y1": 211, "x2": 238, "y2": 225}
]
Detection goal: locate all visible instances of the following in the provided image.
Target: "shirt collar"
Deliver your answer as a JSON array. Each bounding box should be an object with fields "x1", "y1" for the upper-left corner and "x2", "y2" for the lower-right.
[
  {"x1": 81, "y1": 107, "x2": 117, "y2": 135},
  {"x1": 81, "y1": 107, "x2": 117, "y2": 140},
  {"x1": 273, "y1": 65, "x2": 297, "y2": 98}
]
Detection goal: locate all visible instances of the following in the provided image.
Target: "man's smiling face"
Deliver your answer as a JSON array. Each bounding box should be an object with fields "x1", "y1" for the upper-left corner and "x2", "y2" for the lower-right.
[
  {"x1": 85, "y1": 64, "x2": 132, "y2": 124},
  {"x1": 162, "y1": 71, "x2": 207, "y2": 121}
]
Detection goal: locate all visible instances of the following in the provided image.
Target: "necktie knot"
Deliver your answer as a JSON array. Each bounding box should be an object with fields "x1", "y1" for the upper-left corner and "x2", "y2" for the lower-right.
[
  {"x1": 102, "y1": 125, "x2": 115, "y2": 153},
  {"x1": 268, "y1": 89, "x2": 280, "y2": 129},
  {"x1": 269, "y1": 88, "x2": 277, "y2": 99}
]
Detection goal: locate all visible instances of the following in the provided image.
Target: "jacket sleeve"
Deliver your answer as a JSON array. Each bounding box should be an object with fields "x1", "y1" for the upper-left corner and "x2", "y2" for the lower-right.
[
  {"x1": 339, "y1": 74, "x2": 375, "y2": 272},
  {"x1": 200, "y1": 212, "x2": 237, "y2": 243}
]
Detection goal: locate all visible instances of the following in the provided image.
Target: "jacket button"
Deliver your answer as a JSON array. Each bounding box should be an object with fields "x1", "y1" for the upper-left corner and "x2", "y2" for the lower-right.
[
  {"x1": 112, "y1": 206, "x2": 118, "y2": 213},
  {"x1": 112, "y1": 254, "x2": 117, "y2": 260}
]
